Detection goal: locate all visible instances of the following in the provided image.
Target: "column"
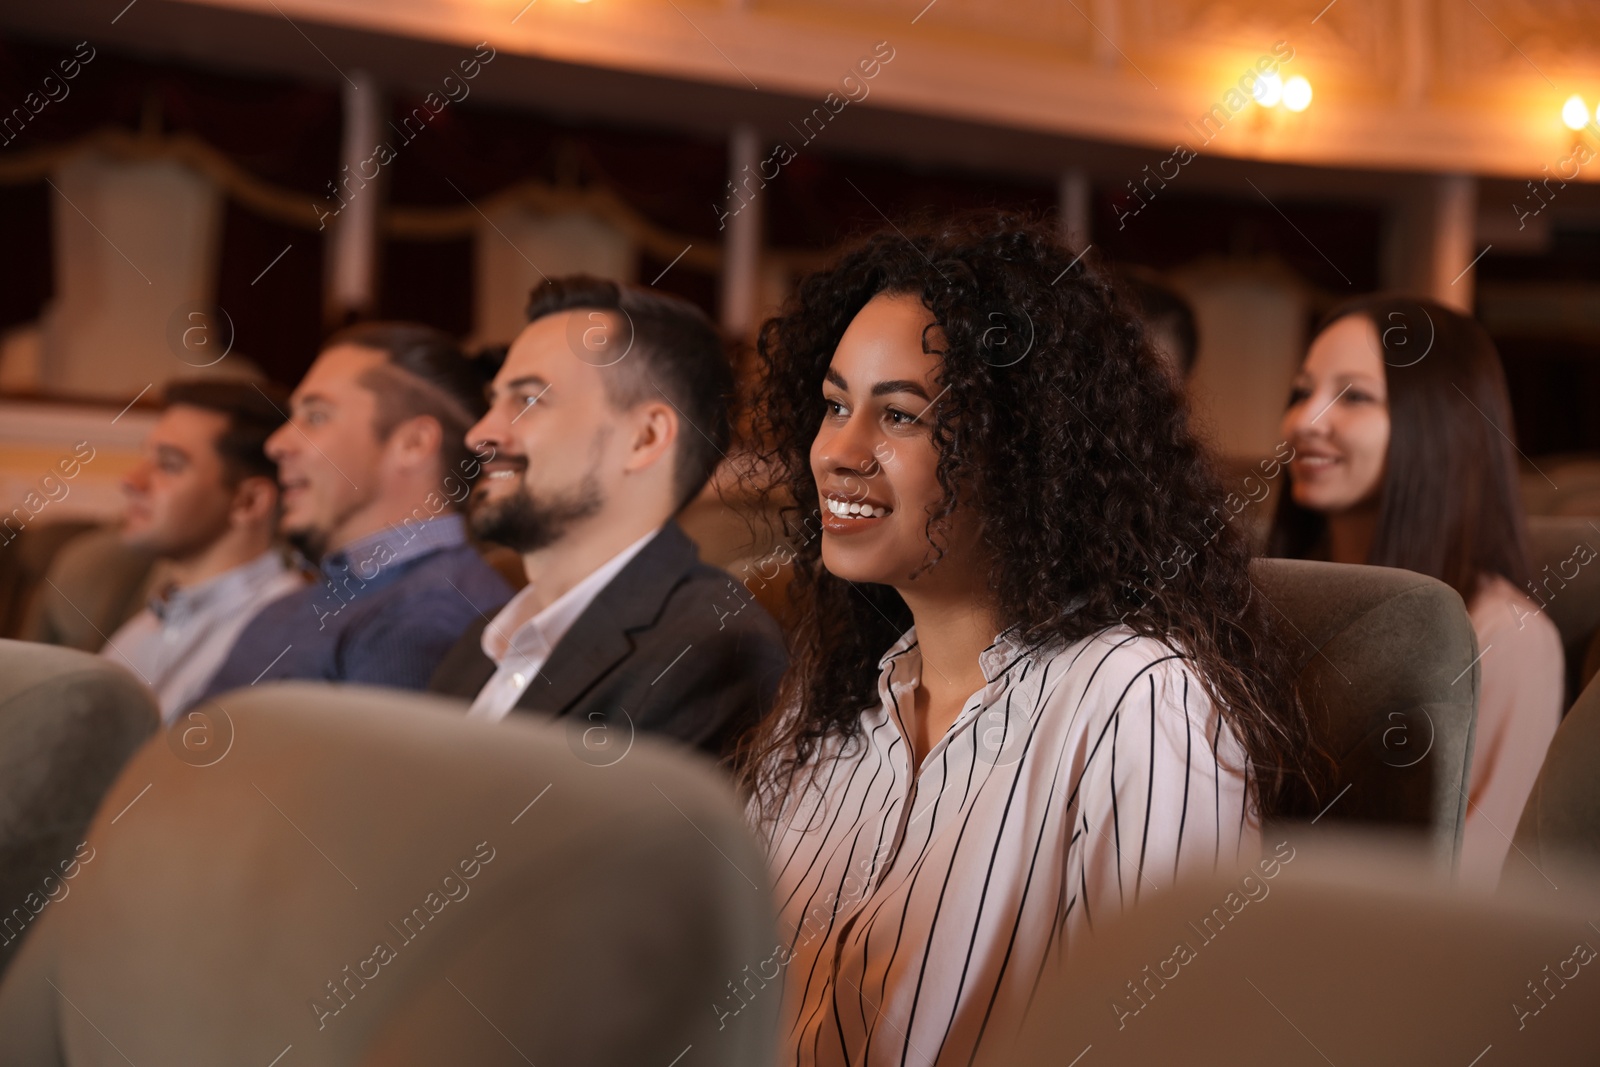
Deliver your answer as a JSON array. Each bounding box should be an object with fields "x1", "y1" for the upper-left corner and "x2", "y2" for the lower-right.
[
  {"x1": 719, "y1": 123, "x2": 763, "y2": 340},
  {"x1": 1381, "y1": 173, "x2": 1480, "y2": 313},
  {"x1": 1058, "y1": 168, "x2": 1091, "y2": 251},
  {"x1": 327, "y1": 70, "x2": 383, "y2": 325},
  {"x1": 1430, "y1": 174, "x2": 1478, "y2": 312}
]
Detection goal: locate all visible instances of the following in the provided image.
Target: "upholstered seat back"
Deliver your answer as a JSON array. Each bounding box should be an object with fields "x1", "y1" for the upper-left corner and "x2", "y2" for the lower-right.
[
  {"x1": 18, "y1": 526, "x2": 157, "y2": 651},
  {"x1": 990, "y1": 834, "x2": 1599, "y2": 1065},
  {"x1": 0, "y1": 683, "x2": 778, "y2": 1067},
  {"x1": 1507, "y1": 669, "x2": 1600, "y2": 886},
  {"x1": 0, "y1": 520, "x2": 96, "y2": 639},
  {"x1": 1525, "y1": 515, "x2": 1600, "y2": 702},
  {"x1": 0, "y1": 639, "x2": 157, "y2": 979},
  {"x1": 1250, "y1": 559, "x2": 1479, "y2": 866}
]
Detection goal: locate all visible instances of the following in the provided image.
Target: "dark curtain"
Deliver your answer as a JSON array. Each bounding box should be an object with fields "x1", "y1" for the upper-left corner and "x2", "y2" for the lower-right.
[
  {"x1": 378, "y1": 233, "x2": 474, "y2": 338},
  {"x1": 639, "y1": 247, "x2": 720, "y2": 325},
  {"x1": 763, "y1": 151, "x2": 1057, "y2": 251},
  {"x1": 0, "y1": 182, "x2": 50, "y2": 335},
  {"x1": 214, "y1": 201, "x2": 325, "y2": 389},
  {"x1": 0, "y1": 34, "x2": 340, "y2": 376},
  {"x1": 380, "y1": 94, "x2": 731, "y2": 325},
  {"x1": 0, "y1": 36, "x2": 340, "y2": 183},
  {"x1": 1498, "y1": 336, "x2": 1600, "y2": 456},
  {"x1": 1094, "y1": 186, "x2": 1384, "y2": 293},
  {"x1": 1481, "y1": 231, "x2": 1600, "y2": 456},
  {"x1": 382, "y1": 94, "x2": 729, "y2": 235}
]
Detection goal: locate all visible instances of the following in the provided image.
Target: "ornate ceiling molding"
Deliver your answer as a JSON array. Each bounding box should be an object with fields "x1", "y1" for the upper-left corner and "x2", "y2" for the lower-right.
[{"x1": 132, "y1": 0, "x2": 1600, "y2": 177}]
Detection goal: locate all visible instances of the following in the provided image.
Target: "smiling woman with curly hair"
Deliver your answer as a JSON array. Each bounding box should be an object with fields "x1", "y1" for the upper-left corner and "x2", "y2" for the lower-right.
[{"x1": 733, "y1": 210, "x2": 1322, "y2": 1066}]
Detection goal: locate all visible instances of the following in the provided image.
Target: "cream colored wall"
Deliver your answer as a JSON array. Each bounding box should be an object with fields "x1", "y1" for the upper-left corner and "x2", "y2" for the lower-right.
[
  {"x1": 40, "y1": 153, "x2": 229, "y2": 399},
  {"x1": 472, "y1": 209, "x2": 637, "y2": 348},
  {"x1": 1173, "y1": 258, "x2": 1311, "y2": 463},
  {"x1": 0, "y1": 401, "x2": 155, "y2": 527}
]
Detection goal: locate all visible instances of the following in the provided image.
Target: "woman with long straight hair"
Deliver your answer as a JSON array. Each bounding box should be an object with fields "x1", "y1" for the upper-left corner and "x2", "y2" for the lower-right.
[
  {"x1": 735, "y1": 212, "x2": 1321, "y2": 1066},
  {"x1": 1270, "y1": 295, "x2": 1563, "y2": 889}
]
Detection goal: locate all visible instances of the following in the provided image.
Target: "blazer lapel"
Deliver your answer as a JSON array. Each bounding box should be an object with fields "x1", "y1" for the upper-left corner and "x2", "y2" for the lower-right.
[
  {"x1": 452, "y1": 617, "x2": 498, "y2": 696},
  {"x1": 516, "y1": 522, "x2": 699, "y2": 718}
]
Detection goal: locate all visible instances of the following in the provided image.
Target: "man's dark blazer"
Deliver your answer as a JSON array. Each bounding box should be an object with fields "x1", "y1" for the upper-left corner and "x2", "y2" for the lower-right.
[{"x1": 429, "y1": 521, "x2": 787, "y2": 760}]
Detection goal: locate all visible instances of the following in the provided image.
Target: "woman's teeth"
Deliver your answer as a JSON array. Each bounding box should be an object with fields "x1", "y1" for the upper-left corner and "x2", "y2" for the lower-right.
[{"x1": 826, "y1": 498, "x2": 888, "y2": 519}]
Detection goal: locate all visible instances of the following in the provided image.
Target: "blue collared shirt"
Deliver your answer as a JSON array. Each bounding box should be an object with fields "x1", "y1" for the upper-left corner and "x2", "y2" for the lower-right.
[
  {"x1": 100, "y1": 549, "x2": 306, "y2": 723},
  {"x1": 194, "y1": 514, "x2": 513, "y2": 707}
]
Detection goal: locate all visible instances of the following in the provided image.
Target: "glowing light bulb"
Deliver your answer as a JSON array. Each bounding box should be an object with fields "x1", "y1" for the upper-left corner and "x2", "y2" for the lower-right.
[
  {"x1": 1563, "y1": 94, "x2": 1590, "y2": 131},
  {"x1": 1283, "y1": 76, "x2": 1313, "y2": 112},
  {"x1": 1253, "y1": 72, "x2": 1283, "y2": 107}
]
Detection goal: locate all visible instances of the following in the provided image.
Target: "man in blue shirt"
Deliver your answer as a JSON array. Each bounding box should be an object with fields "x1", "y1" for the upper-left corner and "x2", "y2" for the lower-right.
[
  {"x1": 99, "y1": 379, "x2": 304, "y2": 720},
  {"x1": 197, "y1": 323, "x2": 512, "y2": 704}
]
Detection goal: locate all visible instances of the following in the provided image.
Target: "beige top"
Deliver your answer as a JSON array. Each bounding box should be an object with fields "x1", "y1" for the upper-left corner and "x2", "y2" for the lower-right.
[{"x1": 1460, "y1": 574, "x2": 1564, "y2": 890}]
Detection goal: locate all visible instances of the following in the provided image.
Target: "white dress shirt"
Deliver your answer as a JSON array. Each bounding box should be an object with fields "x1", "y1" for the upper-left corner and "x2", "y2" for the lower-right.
[
  {"x1": 99, "y1": 549, "x2": 305, "y2": 722},
  {"x1": 750, "y1": 624, "x2": 1257, "y2": 1066},
  {"x1": 465, "y1": 527, "x2": 662, "y2": 722}
]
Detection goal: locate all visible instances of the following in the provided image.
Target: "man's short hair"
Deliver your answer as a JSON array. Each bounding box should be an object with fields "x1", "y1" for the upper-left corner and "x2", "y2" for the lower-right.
[
  {"x1": 525, "y1": 276, "x2": 732, "y2": 511},
  {"x1": 161, "y1": 378, "x2": 289, "y2": 486},
  {"x1": 323, "y1": 321, "x2": 491, "y2": 483}
]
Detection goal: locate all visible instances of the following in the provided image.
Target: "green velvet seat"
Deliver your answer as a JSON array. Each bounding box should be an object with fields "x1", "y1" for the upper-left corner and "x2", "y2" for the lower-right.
[{"x1": 1250, "y1": 558, "x2": 1480, "y2": 868}]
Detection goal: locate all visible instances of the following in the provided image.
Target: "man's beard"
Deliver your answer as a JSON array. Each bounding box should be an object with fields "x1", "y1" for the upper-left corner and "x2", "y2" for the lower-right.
[
  {"x1": 286, "y1": 526, "x2": 330, "y2": 564},
  {"x1": 281, "y1": 485, "x2": 378, "y2": 565},
  {"x1": 470, "y1": 470, "x2": 604, "y2": 553}
]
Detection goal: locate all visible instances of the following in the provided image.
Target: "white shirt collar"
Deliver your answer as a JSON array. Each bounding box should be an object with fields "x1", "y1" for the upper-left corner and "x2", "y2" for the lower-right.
[
  {"x1": 875, "y1": 624, "x2": 1039, "y2": 685},
  {"x1": 480, "y1": 526, "x2": 663, "y2": 666},
  {"x1": 149, "y1": 549, "x2": 290, "y2": 625}
]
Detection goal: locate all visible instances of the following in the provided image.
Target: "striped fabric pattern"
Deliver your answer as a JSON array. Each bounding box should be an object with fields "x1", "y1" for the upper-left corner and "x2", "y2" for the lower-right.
[{"x1": 755, "y1": 624, "x2": 1257, "y2": 1067}]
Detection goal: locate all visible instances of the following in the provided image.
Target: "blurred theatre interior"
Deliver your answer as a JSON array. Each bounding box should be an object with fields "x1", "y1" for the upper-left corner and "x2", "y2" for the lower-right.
[{"x1": 2, "y1": 1, "x2": 1600, "y2": 1064}]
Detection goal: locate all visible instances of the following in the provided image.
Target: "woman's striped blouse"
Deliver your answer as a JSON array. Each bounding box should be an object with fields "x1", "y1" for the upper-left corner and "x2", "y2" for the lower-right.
[{"x1": 752, "y1": 624, "x2": 1258, "y2": 1066}]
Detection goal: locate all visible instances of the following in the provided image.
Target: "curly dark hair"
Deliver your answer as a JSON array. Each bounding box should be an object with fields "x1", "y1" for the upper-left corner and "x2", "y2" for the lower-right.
[{"x1": 733, "y1": 209, "x2": 1325, "y2": 825}]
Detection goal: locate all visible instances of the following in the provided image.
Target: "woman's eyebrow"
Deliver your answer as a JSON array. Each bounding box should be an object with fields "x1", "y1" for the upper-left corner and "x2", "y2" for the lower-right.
[
  {"x1": 822, "y1": 368, "x2": 932, "y2": 401},
  {"x1": 871, "y1": 379, "x2": 931, "y2": 400}
]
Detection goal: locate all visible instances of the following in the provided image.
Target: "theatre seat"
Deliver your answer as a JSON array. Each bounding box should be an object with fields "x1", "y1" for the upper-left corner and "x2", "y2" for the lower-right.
[
  {"x1": 678, "y1": 482, "x2": 797, "y2": 630},
  {"x1": 0, "y1": 640, "x2": 157, "y2": 979},
  {"x1": 0, "y1": 520, "x2": 97, "y2": 639},
  {"x1": 1506, "y1": 669, "x2": 1600, "y2": 888},
  {"x1": 0, "y1": 683, "x2": 779, "y2": 1067},
  {"x1": 991, "y1": 833, "x2": 1598, "y2": 1065},
  {"x1": 18, "y1": 526, "x2": 158, "y2": 652},
  {"x1": 1525, "y1": 515, "x2": 1600, "y2": 702},
  {"x1": 1522, "y1": 457, "x2": 1600, "y2": 519},
  {"x1": 1249, "y1": 559, "x2": 1478, "y2": 867}
]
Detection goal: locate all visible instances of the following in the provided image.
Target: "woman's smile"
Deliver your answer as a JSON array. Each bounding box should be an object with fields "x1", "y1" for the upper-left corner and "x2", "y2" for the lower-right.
[{"x1": 820, "y1": 491, "x2": 892, "y2": 533}]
